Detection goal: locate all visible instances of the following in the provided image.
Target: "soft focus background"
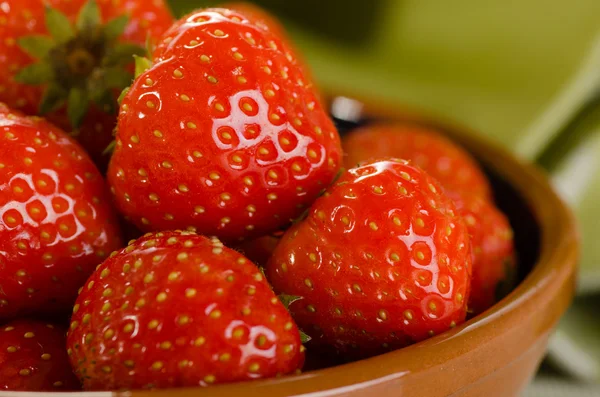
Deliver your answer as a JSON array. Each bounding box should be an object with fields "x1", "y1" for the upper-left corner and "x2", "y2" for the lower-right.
[{"x1": 168, "y1": 0, "x2": 600, "y2": 394}]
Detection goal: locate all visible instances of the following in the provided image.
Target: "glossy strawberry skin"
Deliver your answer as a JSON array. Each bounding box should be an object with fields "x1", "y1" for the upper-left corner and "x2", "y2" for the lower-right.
[
  {"x1": 343, "y1": 124, "x2": 517, "y2": 314},
  {"x1": 455, "y1": 196, "x2": 516, "y2": 315},
  {"x1": 0, "y1": 0, "x2": 174, "y2": 168},
  {"x1": 0, "y1": 104, "x2": 122, "y2": 321},
  {"x1": 342, "y1": 124, "x2": 492, "y2": 201},
  {"x1": 0, "y1": 320, "x2": 80, "y2": 391},
  {"x1": 267, "y1": 159, "x2": 472, "y2": 357},
  {"x1": 109, "y1": 8, "x2": 341, "y2": 242},
  {"x1": 67, "y1": 231, "x2": 304, "y2": 391}
]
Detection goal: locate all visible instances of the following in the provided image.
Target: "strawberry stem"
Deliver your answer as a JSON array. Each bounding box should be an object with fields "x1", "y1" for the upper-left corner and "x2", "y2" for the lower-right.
[
  {"x1": 15, "y1": 0, "x2": 145, "y2": 129},
  {"x1": 277, "y1": 294, "x2": 312, "y2": 344}
]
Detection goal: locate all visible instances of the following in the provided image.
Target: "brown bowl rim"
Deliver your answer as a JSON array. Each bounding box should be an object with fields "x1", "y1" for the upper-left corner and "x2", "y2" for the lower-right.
[{"x1": 4, "y1": 93, "x2": 580, "y2": 397}]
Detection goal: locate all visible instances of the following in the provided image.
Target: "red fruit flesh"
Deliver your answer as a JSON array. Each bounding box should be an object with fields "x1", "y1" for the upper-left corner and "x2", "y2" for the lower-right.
[
  {"x1": 67, "y1": 231, "x2": 304, "y2": 390},
  {"x1": 0, "y1": 0, "x2": 174, "y2": 168},
  {"x1": 455, "y1": 196, "x2": 516, "y2": 314},
  {"x1": 342, "y1": 124, "x2": 492, "y2": 201},
  {"x1": 0, "y1": 104, "x2": 123, "y2": 320},
  {"x1": 267, "y1": 159, "x2": 472, "y2": 357},
  {"x1": 109, "y1": 8, "x2": 341, "y2": 242},
  {"x1": 0, "y1": 320, "x2": 80, "y2": 391}
]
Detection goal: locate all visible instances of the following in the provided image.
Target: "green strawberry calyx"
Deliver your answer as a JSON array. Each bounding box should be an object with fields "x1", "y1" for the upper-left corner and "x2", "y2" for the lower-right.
[
  {"x1": 278, "y1": 294, "x2": 311, "y2": 343},
  {"x1": 116, "y1": 53, "x2": 153, "y2": 105},
  {"x1": 299, "y1": 329, "x2": 311, "y2": 344},
  {"x1": 278, "y1": 293, "x2": 303, "y2": 308},
  {"x1": 104, "y1": 46, "x2": 154, "y2": 156},
  {"x1": 15, "y1": 0, "x2": 146, "y2": 129}
]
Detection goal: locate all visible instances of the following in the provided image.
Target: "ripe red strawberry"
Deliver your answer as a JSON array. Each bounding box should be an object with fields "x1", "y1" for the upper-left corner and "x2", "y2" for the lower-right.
[
  {"x1": 343, "y1": 124, "x2": 517, "y2": 314},
  {"x1": 266, "y1": 159, "x2": 472, "y2": 357},
  {"x1": 108, "y1": 8, "x2": 341, "y2": 242},
  {"x1": 67, "y1": 231, "x2": 304, "y2": 390},
  {"x1": 0, "y1": 0, "x2": 173, "y2": 169},
  {"x1": 455, "y1": 196, "x2": 516, "y2": 315},
  {"x1": 342, "y1": 124, "x2": 492, "y2": 201},
  {"x1": 236, "y1": 235, "x2": 281, "y2": 269},
  {"x1": 0, "y1": 104, "x2": 122, "y2": 320},
  {"x1": 0, "y1": 320, "x2": 80, "y2": 391}
]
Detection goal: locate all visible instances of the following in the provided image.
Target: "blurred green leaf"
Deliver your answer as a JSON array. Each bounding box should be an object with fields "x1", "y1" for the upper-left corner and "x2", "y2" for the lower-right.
[
  {"x1": 104, "y1": 43, "x2": 146, "y2": 67},
  {"x1": 39, "y1": 84, "x2": 67, "y2": 115},
  {"x1": 17, "y1": 35, "x2": 55, "y2": 59},
  {"x1": 76, "y1": 0, "x2": 101, "y2": 33},
  {"x1": 541, "y1": 98, "x2": 600, "y2": 294},
  {"x1": 525, "y1": 375, "x2": 600, "y2": 396},
  {"x1": 540, "y1": 101, "x2": 600, "y2": 384},
  {"x1": 104, "y1": 15, "x2": 129, "y2": 42},
  {"x1": 67, "y1": 88, "x2": 90, "y2": 128},
  {"x1": 45, "y1": 6, "x2": 74, "y2": 43},
  {"x1": 14, "y1": 62, "x2": 54, "y2": 85},
  {"x1": 282, "y1": 0, "x2": 600, "y2": 160},
  {"x1": 103, "y1": 67, "x2": 133, "y2": 89},
  {"x1": 546, "y1": 295, "x2": 600, "y2": 382}
]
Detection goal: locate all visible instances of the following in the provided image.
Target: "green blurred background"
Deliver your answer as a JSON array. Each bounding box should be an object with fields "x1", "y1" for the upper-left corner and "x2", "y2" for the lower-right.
[{"x1": 168, "y1": 0, "x2": 600, "y2": 393}]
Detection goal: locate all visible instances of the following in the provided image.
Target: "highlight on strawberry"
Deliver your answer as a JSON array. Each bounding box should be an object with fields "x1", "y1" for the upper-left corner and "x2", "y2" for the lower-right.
[{"x1": 0, "y1": 104, "x2": 122, "y2": 321}]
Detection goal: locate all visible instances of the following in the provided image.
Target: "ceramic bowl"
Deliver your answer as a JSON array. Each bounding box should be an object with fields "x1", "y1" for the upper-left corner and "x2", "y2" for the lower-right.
[{"x1": 18, "y1": 95, "x2": 579, "y2": 397}]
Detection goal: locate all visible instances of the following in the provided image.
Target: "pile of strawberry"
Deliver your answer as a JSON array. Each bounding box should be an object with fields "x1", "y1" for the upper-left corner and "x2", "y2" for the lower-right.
[{"x1": 0, "y1": 1, "x2": 516, "y2": 392}]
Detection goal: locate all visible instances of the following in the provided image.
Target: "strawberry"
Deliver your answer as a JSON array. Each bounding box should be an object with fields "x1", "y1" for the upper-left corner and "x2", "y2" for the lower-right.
[
  {"x1": 236, "y1": 234, "x2": 281, "y2": 269},
  {"x1": 0, "y1": 320, "x2": 80, "y2": 391},
  {"x1": 67, "y1": 231, "x2": 305, "y2": 390},
  {"x1": 342, "y1": 124, "x2": 517, "y2": 314},
  {"x1": 342, "y1": 124, "x2": 492, "y2": 201},
  {"x1": 108, "y1": 8, "x2": 341, "y2": 242},
  {"x1": 455, "y1": 196, "x2": 516, "y2": 315},
  {"x1": 0, "y1": 104, "x2": 122, "y2": 321},
  {"x1": 266, "y1": 159, "x2": 472, "y2": 357},
  {"x1": 0, "y1": 0, "x2": 173, "y2": 169}
]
